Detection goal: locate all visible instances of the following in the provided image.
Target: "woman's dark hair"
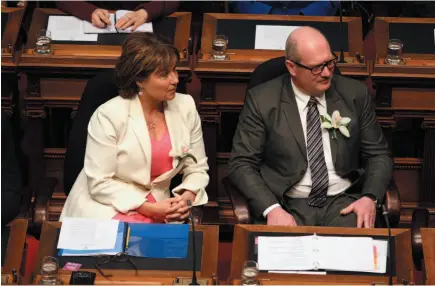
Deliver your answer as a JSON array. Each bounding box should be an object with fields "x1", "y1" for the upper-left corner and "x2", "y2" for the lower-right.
[{"x1": 115, "y1": 32, "x2": 180, "y2": 99}]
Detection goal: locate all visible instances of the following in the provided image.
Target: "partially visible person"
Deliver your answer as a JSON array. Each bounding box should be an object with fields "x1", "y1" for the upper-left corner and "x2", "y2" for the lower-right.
[
  {"x1": 1, "y1": 111, "x2": 23, "y2": 228},
  {"x1": 231, "y1": 1, "x2": 338, "y2": 16},
  {"x1": 56, "y1": 1, "x2": 179, "y2": 31},
  {"x1": 60, "y1": 32, "x2": 209, "y2": 223}
]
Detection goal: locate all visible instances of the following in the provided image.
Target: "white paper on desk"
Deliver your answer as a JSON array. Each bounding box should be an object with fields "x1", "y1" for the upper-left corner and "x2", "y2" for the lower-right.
[
  {"x1": 47, "y1": 15, "x2": 97, "y2": 41},
  {"x1": 57, "y1": 218, "x2": 119, "y2": 250},
  {"x1": 255, "y1": 25, "x2": 301, "y2": 50},
  {"x1": 269, "y1": 270, "x2": 327, "y2": 275},
  {"x1": 83, "y1": 13, "x2": 116, "y2": 34},
  {"x1": 258, "y1": 236, "x2": 314, "y2": 271},
  {"x1": 115, "y1": 10, "x2": 153, "y2": 33},
  {"x1": 317, "y1": 236, "x2": 375, "y2": 272}
]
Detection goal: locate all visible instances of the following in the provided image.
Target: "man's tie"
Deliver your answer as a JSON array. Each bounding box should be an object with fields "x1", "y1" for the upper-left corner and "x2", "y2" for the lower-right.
[{"x1": 306, "y1": 97, "x2": 329, "y2": 207}]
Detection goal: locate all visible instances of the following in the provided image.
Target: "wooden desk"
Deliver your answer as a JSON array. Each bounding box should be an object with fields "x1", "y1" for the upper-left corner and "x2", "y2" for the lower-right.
[
  {"x1": 421, "y1": 228, "x2": 435, "y2": 285},
  {"x1": 18, "y1": 9, "x2": 193, "y2": 220},
  {"x1": 1, "y1": 6, "x2": 25, "y2": 116},
  {"x1": 194, "y1": 13, "x2": 369, "y2": 224},
  {"x1": 32, "y1": 221, "x2": 219, "y2": 285},
  {"x1": 229, "y1": 224, "x2": 414, "y2": 285},
  {"x1": 372, "y1": 17, "x2": 435, "y2": 226},
  {"x1": 1, "y1": 219, "x2": 28, "y2": 284}
]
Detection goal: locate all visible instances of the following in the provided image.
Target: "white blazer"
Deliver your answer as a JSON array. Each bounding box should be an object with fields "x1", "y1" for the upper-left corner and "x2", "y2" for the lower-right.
[{"x1": 60, "y1": 93, "x2": 209, "y2": 220}]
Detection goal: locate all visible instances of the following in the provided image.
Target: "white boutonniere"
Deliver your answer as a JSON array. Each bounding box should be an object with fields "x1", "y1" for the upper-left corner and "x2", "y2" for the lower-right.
[
  {"x1": 170, "y1": 146, "x2": 197, "y2": 168},
  {"x1": 320, "y1": 110, "x2": 351, "y2": 139}
]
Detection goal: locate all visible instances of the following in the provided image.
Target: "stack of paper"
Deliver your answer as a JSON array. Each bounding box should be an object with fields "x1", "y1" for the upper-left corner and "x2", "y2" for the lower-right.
[
  {"x1": 57, "y1": 218, "x2": 123, "y2": 256},
  {"x1": 257, "y1": 235, "x2": 388, "y2": 273}
]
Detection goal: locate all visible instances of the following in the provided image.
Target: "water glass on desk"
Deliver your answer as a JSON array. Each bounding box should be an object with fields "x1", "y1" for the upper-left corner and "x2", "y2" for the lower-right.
[
  {"x1": 385, "y1": 39, "x2": 404, "y2": 65},
  {"x1": 35, "y1": 29, "x2": 52, "y2": 55},
  {"x1": 38, "y1": 256, "x2": 59, "y2": 285},
  {"x1": 241, "y1": 260, "x2": 259, "y2": 285},
  {"x1": 212, "y1": 35, "x2": 228, "y2": 60}
]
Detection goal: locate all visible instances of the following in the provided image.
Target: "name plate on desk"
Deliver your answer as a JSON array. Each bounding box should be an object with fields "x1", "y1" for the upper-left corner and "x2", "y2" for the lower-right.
[{"x1": 255, "y1": 25, "x2": 300, "y2": 50}]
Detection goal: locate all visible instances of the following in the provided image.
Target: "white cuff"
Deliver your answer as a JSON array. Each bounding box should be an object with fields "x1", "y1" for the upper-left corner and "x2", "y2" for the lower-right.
[{"x1": 263, "y1": 204, "x2": 281, "y2": 218}]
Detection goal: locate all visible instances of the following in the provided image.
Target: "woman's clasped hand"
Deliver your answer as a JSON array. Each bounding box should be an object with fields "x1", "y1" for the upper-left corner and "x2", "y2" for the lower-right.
[{"x1": 138, "y1": 190, "x2": 197, "y2": 223}]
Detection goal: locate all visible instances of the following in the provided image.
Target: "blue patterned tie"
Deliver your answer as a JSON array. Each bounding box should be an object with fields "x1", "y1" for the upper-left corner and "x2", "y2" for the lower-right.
[{"x1": 306, "y1": 97, "x2": 329, "y2": 207}]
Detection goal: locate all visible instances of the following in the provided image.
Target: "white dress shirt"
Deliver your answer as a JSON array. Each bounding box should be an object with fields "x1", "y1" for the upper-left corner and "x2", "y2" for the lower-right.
[{"x1": 263, "y1": 80, "x2": 351, "y2": 217}]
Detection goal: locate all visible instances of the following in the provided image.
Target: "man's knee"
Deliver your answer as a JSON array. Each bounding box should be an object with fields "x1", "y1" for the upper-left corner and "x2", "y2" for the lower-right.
[{"x1": 326, "y1": 213, "x2": 357, "y2": 227}]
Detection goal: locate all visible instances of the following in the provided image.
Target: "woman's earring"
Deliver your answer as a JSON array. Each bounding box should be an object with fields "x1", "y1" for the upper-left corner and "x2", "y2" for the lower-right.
[{"x1": 138, "y1": 91, "x2": 143, "y2": 96}]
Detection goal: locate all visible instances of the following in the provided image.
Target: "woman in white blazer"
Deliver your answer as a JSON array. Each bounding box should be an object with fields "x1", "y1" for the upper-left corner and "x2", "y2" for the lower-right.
[{"x1": 60, "y1": 32, "x2": 209, "y2": 223}]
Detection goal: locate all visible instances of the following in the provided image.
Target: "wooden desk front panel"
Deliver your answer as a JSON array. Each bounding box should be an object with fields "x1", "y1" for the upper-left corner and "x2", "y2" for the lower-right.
[
  {"x1": 372, "y1": 17, "x2": 435, "y2": 226},
  {"x1": 421, "y1": 228, "x2": 435, "y2": 285}
]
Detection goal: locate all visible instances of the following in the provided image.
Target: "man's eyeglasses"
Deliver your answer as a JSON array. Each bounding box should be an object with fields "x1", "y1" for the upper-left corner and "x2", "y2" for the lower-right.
[
  {"x1": 94, "y1": 252, "x2": 138, "y2": 278},
  {"x1": 291, "y1": 53, "x2": 338, "y2": 75}
]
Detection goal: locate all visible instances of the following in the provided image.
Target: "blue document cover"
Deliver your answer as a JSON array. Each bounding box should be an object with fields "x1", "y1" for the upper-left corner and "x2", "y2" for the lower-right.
[
  {"x1": 58, "y1": 223, "x2": 126, "y2": 256},
  {"x1": 125, "y1": 223, "x2": 189, "y2": 258}
]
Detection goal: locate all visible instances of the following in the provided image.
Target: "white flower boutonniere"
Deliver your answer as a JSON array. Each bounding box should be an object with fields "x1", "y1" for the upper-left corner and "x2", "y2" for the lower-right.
[
  {"x1": 170, "y1": 146, "x2": 197, "y2": 168},
  {"x1": 320, "y1": 110, "x2": 351, "y2": 139}
]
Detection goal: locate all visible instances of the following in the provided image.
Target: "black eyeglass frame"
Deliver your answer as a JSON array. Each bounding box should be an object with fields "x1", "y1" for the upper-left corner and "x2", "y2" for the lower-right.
[
  {"x1": 93, "y1": 252, "x2": 138, "y2": 278},
  {"x1": 291, "y1": 52, "x2": 338, "y2": 75}
]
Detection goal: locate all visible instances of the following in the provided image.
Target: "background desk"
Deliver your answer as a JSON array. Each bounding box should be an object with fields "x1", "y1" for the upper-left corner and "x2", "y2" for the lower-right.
[
  {"x1": 1, "y1": 219, "x2": 28, "y2": 284},
  {"x1": 1, "y1": 6, "x2": 25, "y2": 124},
  {"x1": 372, "y1": 17, "x2": 435, "y2": 227},
  {"x1": 230, "y1": 224, "x2": 414, "y2": 285},
  {"x1": 18, "y1": 9, "x2": 193, "y2": 221},
  {"x1": 33, "y1": 222, "x2": 219, "y2": 285}
]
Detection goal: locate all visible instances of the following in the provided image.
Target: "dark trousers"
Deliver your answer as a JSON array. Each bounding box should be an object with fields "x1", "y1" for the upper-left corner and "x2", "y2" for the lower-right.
[{"x1": 282, "y1": 192, "x2": 361, "y2": 227}]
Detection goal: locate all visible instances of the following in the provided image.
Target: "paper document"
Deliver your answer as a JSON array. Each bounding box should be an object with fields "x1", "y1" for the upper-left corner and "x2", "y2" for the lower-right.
[
  {"x1": 116, "y1": 10, "x2": 153, "y2": 33},
  {"x1": 258, "y1": 236, "x2": 314, "y2": 271},
  {"x1": 255, "y1": 25, "x2": 301, "y2": 50},
  {"x1": 83, "y1": 10, "x2": 153, "y2": 34},
  {"x1": 57, "y1": 218, "x2": 119, "y2": 250},
  {"x1": 317, "y1": 236, "x2": 374, "y2": 272},
  {"x1": 360, "y1": 239, "x2": 388, "y2": 273},
  {"x1": 47, "y1": 16, "x2": 98, "y2": 41},
  {"x1": 258, "y1": 235, "x2": 377, "y2": 272}
]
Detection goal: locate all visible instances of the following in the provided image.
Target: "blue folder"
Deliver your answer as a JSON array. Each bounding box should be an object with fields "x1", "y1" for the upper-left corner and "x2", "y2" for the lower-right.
[{"x1": 125, "y1": 223, "x2": 189, "y2": 258}]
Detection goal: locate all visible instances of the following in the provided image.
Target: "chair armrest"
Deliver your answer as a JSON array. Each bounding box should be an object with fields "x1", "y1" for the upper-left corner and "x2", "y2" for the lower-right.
[
  {"x1": 411, "y1": 208, "x2": 430, "y2": 271},
  {"x1": 384, "y1": 180, "x2": 401, "y2": 228},
  {"x1": 223, "y1": 177, "x2": 251, "y2": 224},
  {"x1": 31, "y1": 177, "x2": 58, "y2": 238}
]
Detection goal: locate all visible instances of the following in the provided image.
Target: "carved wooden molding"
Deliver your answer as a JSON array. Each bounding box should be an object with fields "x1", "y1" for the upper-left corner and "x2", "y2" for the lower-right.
[
  {"x1": 422, "y1": 118, "x2": 435, "y2": 130},
  {"x1": 377, "y1": 116, "x2": 397, "y2": 129},
  {"x1": 200, "y1": 113, "x2": 221, "y2": 124},
  {"x1": 24, "y1": 109, "x2": 46, "y2": 119},
  {"x1": 393, "y1": 157, "x2": 423, "y2": 170}
]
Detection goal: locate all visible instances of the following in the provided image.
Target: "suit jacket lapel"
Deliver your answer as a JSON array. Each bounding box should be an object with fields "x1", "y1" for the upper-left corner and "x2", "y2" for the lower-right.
[
  {"x1": 281, "y1": 77, "x2": 307, "y2": 160},
  {"x1": 325, "y1": 83, "x2": 341, "y2": 166},
  {"x1": 130, "y1": 96, "x2": 152, "y2": 168},
  {"x1": 152, "y1": 98, "x2": 188, "y2": 183}
]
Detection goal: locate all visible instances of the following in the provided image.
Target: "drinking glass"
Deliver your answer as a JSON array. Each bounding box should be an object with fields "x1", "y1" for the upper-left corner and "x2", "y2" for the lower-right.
[
  {"x1": 241, "y1": 260, "x2": 259, "y2": 285},
  {"x1": 212, "y1": 35, "x2": 228, "y2": 60},
  {"x1": 385, "y1": 39, "x2": 404, "y2": 65},
  {"x1": 35, "y1": 29, "x2": 52, "y2": 54},
  {"x1": 38, "y1": 256, "x2": 59, "y2": 285}
]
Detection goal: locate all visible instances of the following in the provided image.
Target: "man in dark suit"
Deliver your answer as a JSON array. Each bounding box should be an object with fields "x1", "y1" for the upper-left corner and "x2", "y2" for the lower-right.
[{"x1": 228, "y1": 27, "x2": 393, "y2": 228}]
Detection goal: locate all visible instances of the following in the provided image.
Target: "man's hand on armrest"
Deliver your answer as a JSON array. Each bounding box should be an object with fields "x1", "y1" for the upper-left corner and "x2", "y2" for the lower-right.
[{"x1": 266, "y1": 206, "x2": 298, "y2": 226}]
